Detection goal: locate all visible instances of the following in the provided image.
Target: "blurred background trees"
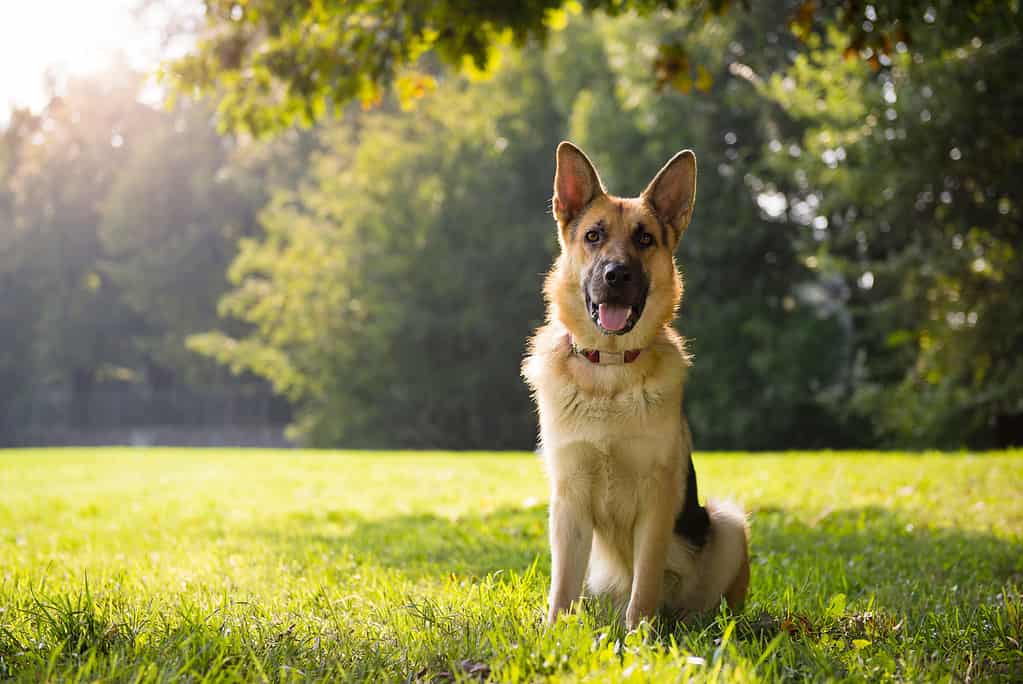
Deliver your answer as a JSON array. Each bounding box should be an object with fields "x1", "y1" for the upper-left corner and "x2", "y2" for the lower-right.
[
  {"x1": 1, "y1": 0, "x2": 1019, "y2": 449},
  {"x1": 0, "y1": 64, "x2": 291, "y2": 444}
]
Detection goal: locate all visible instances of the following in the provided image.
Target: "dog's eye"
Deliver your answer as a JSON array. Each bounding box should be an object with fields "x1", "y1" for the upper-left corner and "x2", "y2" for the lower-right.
[
  {"x1": 584, "y1": 230, "x2": 601, "y2": 243},
  {"x1": 637, "y1": 231, "x2": 654, "y2": 247}
]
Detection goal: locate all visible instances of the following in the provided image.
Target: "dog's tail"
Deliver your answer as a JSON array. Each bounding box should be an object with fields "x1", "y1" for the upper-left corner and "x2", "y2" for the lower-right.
[
  {"x1": 663, "y1": 497, "x2": 750, "y2": 616},
  {"x1": 705, "y1": 499, "x2": 751, "y2": 611}
]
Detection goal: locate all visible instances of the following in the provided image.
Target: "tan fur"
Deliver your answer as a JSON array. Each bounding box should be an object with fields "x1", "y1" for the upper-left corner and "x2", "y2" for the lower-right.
[{"x1": 523, "y1": 142, "x2": 750, "y2": 628}]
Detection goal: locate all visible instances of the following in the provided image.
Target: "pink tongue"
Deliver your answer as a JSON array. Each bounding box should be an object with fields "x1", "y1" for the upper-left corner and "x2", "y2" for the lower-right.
[{"x1": 598, "y1": 303, "x2": 632, "y2": 332}]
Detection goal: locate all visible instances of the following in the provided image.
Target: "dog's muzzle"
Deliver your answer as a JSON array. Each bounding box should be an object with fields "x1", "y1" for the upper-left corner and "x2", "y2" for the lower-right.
[{"x1": 585, "y1": 259, "x2": 648, "y2": 335}]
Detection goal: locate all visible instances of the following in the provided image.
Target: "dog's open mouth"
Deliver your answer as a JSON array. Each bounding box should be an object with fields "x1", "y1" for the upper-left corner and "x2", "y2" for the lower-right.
[{"x1": 586, "y1": 294, "x2": 644, "y2": 335}]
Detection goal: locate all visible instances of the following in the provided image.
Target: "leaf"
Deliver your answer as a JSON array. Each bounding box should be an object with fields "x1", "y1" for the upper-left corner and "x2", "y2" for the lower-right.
[
  {"x1": 886, "y1": 330, "x2": 914, "y2": 348},
  {"x1": 672, "y1": 71, "x2": 693, "y2": 94},
  {"x1": 789, "y1": 0, "x2": 817, "y2": 41},
  {"x1": 695, "y1": 64, "x2": 713, "y2": 92},
  {"x1": 459, "y1": 30, "x2": 511, "y2": 82},
  {"x1": 544, "y1": 8, "x2": 569, "y2": 31},
  {"x1": 826, "y1": 593, "x2": 847, "y2": 618},
  {"x1": 852, "y1": 639, "x2": 871, "y2": 650},
  {"x1": 395, "y1": 73, "x2": 437, "y2": 111},
  {"x1": 654, "y1": 43, "x2": 689, "y2": 92}
]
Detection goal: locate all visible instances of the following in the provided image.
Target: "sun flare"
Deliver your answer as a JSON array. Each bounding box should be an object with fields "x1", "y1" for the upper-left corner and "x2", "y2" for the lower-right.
[{"x1": 0, "y1": 0, "x2": 163, "y2": 111}]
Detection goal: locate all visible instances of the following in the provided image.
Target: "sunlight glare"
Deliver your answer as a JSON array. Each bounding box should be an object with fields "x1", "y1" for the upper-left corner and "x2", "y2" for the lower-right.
[{"x1": 0, "y1": 0, "x2": 160, "y2": 111}]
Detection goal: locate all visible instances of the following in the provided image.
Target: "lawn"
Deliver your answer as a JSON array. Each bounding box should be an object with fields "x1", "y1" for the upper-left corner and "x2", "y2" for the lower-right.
[{"x1": 0, "y1": 449, "x2": 1020, "y2": 682}]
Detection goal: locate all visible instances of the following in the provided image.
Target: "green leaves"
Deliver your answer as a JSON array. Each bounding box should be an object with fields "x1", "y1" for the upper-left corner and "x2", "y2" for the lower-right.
[
  {"x1": 192, "y1": 51, "x2": 562, "y2": 448},
  {"x1": 653, "y1": 43, "x2": 715, "y2": 95},
  {"x1": 165, "y1": 0, "x2": 571, "y2": 136},
  {"x1": 167, "y1": 1, "x2": 1023, "y2": 136},
  {"x1": 760, "y1": 0, "x2": 1023, "y2": 447},
  {"x1": 826, "y1": 593, "x2": 847, "y2": 619}
]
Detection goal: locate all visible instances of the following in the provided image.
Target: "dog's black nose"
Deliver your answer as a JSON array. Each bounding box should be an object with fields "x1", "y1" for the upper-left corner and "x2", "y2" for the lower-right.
[{"x1": 604, "y1": 262, "x2": 632, "y2": 287}]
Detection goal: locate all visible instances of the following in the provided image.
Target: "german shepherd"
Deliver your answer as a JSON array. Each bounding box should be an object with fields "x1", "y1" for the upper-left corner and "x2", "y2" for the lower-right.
[{"x1": 522, "y1": 142, "x2": 750, "y2": 628}]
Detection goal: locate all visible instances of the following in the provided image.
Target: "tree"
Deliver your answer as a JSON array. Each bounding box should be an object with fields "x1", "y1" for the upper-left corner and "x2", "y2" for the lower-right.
[
  {"x1": 99, "y1": 98, "x2": 256, "y2": 387},
  {"x1": 4, "y1": 66, "x2": 155, "y2": 425},
  {"x1": 761, "y1": 7, "x2": 1023, "y2": 446},
  {"x1": 0, "y1": 65, "x2": 293, "y2": 441},
  {"x1": 168, "y1": 0, "x2": 1013, "y2": 136},
  {"x1": 545, "y1": 4, "x2": 851, "y2": 448},
  {"x1": 0, "y1": 109, "x2": 42, "y2": 439},
  {"x1": 190, "y1": 51, "x2": 564, "y2": 448},
  {"x1": 192, "y1": 3, "x2": 858, "y2": 449}
]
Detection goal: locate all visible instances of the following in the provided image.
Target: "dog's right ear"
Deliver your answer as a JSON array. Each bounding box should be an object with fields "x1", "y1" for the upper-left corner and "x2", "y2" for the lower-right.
[{"x1": 553, "y1": 141, "x2": 604, "y2": 225}]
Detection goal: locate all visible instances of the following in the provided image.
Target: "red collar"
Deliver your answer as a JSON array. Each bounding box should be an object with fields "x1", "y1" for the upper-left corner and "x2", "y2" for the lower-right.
[{"x1": 568, "y1": 336, "x2": 642, "y2": 365}]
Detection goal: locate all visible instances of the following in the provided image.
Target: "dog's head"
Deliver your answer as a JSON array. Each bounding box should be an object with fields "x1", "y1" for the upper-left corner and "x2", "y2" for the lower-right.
[{"x1": 545, "y1": 141, "x2": 697, "y2": 349}]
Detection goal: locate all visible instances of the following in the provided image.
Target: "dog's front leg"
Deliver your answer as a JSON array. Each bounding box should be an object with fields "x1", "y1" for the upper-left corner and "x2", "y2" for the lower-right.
[
  {"x1": 547, "y1": 478, "x2": 593, "y2": 624},
  {"x1": 626, "y1": 466, "x2": 679, "y2": 629}
]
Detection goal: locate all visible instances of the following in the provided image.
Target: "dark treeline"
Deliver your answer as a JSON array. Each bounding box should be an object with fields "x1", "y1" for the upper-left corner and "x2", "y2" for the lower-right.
[{"x1": 1, "y1": 2, "x2": 1020, "y2": 450}]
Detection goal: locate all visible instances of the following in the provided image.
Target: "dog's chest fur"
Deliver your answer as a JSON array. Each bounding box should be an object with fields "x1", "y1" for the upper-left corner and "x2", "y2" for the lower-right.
[
  {"x1": 524, "y1": 325, "x2": 687, "y2": 443},
  {"x1": 524, "y1": 325, "x2": 689, "y2": 547}
]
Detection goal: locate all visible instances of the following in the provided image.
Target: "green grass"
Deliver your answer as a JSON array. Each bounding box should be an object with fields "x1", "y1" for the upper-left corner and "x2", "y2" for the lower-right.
[{"x1": 0, "y1": 449, "x2": 1021, "y2": 682}]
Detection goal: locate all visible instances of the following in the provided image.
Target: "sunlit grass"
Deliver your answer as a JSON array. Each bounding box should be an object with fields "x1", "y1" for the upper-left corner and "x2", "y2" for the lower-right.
[{"x1": 1, "y1": 449, "x2": 1021, "y2": 681}]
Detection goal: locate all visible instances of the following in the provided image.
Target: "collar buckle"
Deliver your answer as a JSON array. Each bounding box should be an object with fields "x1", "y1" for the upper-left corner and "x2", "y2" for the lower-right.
[{"x1": 569, "y1": 337, "x2": 641, "y2": 365}]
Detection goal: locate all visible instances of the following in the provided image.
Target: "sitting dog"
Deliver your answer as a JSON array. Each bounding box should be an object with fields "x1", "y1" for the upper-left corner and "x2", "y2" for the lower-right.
[{"x1": 522, "y1": 142, "x2": 750, "y2": 628}]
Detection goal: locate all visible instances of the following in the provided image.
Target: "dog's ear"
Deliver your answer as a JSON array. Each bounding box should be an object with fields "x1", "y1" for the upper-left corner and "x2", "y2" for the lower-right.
[
  {"x1": 553, "y1": 141, "x2": 604, "y2": 225},
  {"x1": 642, "y1": 150, "x2": 697, "y2": 244}
]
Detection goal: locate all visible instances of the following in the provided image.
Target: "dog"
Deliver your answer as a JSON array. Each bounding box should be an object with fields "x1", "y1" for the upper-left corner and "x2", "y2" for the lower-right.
[{"x1": 522, "y1": 142, "x2": 750, "y2": 629}]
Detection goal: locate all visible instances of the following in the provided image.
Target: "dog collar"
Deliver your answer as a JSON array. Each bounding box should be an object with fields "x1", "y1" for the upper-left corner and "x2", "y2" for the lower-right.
[{"x1": 568, "y1": 336, "x2": 642, "y2": 365}]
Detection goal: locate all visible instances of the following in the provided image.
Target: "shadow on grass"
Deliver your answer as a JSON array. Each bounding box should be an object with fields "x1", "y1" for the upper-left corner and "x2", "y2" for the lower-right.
[
  {"x1": 255, "y1": 503, "x2": 1023, "y2": 606},
  {"x1": 247, "y1": 502, "x2": 1023, "y2": 679},
  {"x1": 257, "y1": 506, "x2": 551, "y2": 579},
  {"x1": 7, "y1": 505, "x2": 1020, "y2": 681},
  {"x1": 751, "y1": 504, "x2": 1022, "y2": 608}
]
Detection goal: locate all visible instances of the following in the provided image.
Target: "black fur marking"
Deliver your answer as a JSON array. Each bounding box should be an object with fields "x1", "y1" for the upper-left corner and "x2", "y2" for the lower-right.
[
  {"x1": 633, "y1": 223, "x2": 655, "y2": 248},
  {"x1": 640, "y1": 196, "x2": 671, "y2": 247},
  {"x1": 674, "y1": 454, "x2": 710, "y2": 548}
]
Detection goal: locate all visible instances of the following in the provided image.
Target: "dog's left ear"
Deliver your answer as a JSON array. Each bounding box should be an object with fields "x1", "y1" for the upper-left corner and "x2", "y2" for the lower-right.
[{"x1": 642, "y1": 150, "x2": 697, "y2": 245}]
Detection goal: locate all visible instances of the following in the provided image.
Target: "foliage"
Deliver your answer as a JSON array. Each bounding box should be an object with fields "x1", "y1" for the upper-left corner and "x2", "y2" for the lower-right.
[
  {"x1": 548, "y1": 5, "x2": 852, "y2": 448},
  {"x1": 0, "y1": 110, "x2": 41, "y2": 435},
  {"x1": 98, "y1": 97, "x2": 240, "y2": 381},
  {"x1": 0, "y1": 448, "x2": 1020, "y2": 681},
  {"x1": 168, "y1": 0, "x2": 1014, "y2": 137},
  {"x1": 190, "y1": 52, "x2": 562, "y2": 448},
  {"x1": 3, "y1": 1, "x2": 1021, "y2": 450},
  {"x1": 192, "y1": 4, "x2": 848, "y2": 449},
  {"x1": 190, "y1": 1, "x2": 1023, "y2": 449},
  {"x1": 761, "y1": 5, "x2": 1023, "y2": 446},
  {"x1": 0, "y1": 67, "x2": 157, "y2": 426},
  {"x1": 0, "y1": 66, "x2": 282, "y2": 441}
]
